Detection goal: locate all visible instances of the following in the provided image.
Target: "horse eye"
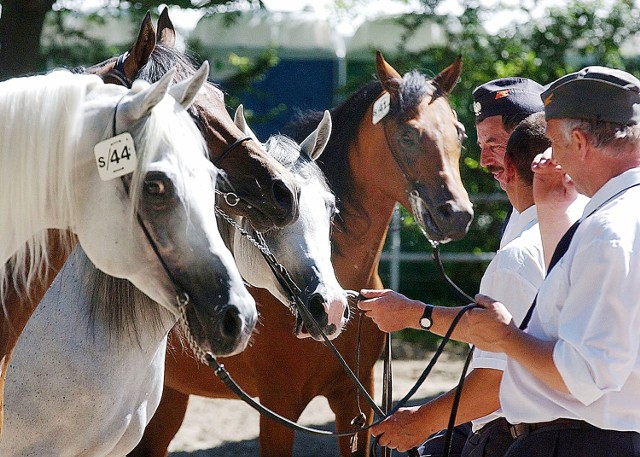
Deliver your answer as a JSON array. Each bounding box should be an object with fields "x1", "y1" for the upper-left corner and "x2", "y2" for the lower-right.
[
  {"x1": 400, "y1": 130, "x2": 417, "y2": 147},
  {"x1": 144, "y1": 176, "x2": 167, "y2": 196}
]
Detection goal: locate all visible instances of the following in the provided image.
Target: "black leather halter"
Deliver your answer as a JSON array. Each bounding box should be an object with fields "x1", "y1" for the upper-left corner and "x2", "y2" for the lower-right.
[{"x1": 105, "y1": 52, "x2": 134, "y2": 88}]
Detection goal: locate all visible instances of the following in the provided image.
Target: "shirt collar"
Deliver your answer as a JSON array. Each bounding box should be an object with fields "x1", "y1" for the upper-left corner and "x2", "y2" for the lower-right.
[
  {"x1": 582, "y1": 167, "x2": 640, "y2": 219},
  {"x1": 513, "y1": 205, "x2": 538, "y2": 234}
]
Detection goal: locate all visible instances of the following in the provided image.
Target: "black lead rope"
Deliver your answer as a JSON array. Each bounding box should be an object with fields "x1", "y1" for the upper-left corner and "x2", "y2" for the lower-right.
[{"x1": 112, "y1": 97, "x2": 192, "y2": 314}]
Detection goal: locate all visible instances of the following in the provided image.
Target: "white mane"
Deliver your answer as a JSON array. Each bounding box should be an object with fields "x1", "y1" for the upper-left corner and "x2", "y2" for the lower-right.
[
  {"x1": 0, "y1": 70, "x2": 100, "y2": 302},
  {"x1": 0, "y1": 71, "x2": 208, "y2": 308}
]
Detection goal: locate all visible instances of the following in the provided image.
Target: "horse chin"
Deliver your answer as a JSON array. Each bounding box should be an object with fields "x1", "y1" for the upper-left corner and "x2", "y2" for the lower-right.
[{"x1": 410, "y1": 198, "x2": 451, "y2": 244}]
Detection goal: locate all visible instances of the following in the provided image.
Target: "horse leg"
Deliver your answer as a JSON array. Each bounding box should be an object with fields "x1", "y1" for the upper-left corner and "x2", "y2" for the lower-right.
[
  {"x1": 128, "y1": 386, "x2": 189, "y2": 457},
  {"x1": 327, "y1": 371, "x2": 376, "y2": 457},
  {"x1": 256, "y1": 391, "x2": 309, "y2": 457}
]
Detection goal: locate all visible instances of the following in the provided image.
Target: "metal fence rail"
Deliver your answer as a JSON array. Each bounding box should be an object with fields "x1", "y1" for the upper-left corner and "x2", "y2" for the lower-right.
[{"x1": 382, "y1": 200, "x2": 501, "y2": 290}]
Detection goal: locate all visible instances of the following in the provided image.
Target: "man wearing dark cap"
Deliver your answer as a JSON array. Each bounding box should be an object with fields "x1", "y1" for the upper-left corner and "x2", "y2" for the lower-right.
[
  {"x1": 358, "y1": 113, "x2": 558, "y2": 456},
  {"x1": 451, "y1": 66, "x2": 640, "y2": 456},
  {"x1": 359, "y1": 65, "x2": 640, "y2": 457},
  {"x1": 472, "y1": 77, "x2": 545, "y2": 248}
]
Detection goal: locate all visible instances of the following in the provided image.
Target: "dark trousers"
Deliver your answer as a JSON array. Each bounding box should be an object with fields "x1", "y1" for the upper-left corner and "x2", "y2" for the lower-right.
[
  {"x1": 504, "y1": 421, "x2": 640, "y2": 457},
  {"x1": 417, "y1": 423, "x2": 473, "y2": 457},
  {"x1": 460, "y1": 418, "x2": 515, "y2": 457}
]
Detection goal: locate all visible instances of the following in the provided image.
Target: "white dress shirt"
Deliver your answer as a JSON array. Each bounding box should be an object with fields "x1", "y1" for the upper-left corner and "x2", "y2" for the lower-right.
[
  {"x1": 500, "y1": 167, "x2": 640, "y2": 432},
  {"x1": 471, "y1": 205, "x2": 545, "y2": 431},
  {"x1": 499, "y1": 208, "x2": 521, "y2": 248}
]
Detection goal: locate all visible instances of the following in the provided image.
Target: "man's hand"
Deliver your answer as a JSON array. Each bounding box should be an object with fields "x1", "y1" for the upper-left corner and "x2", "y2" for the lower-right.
[
  {"x1": 357, "y1": 289, "x2": 425, "y2": 332},
  {"x1": 370, "y1": 406, "x2": 441, "y2": 452},
  {"x1": 460, "y1": 294, "x2": 518, "y2": 353},
  {"x1": 532, "y1": 149, "x2": 577, "y2": 212}
]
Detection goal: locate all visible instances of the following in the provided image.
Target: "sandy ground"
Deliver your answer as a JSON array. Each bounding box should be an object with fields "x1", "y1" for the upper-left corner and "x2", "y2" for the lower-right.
[{"x1": 167, "y1": 348, "x2": 467, "y2": 457}]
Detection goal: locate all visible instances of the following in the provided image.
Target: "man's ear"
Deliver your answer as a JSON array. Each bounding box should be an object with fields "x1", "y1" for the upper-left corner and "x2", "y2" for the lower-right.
[
  {"x1": 504, "y1": 154, "x2": 517, "y2": 184},
  {"x1": 571, "y1": 128, "x2": 590, "y2": 161}
]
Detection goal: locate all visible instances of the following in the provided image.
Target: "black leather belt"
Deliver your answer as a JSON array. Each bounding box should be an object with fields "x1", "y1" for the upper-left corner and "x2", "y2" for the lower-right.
[
  {"x1": 476, "y1": 417, "x2": 510, "y2": 435},
  {"x1": 509, "y1": 418, "x2": 593, "y2": 439}
]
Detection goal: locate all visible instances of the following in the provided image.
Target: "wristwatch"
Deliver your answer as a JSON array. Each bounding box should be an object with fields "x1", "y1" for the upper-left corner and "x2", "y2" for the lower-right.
[{"x1": 419, "y1": 304, "x2": 434, "y2": 330}]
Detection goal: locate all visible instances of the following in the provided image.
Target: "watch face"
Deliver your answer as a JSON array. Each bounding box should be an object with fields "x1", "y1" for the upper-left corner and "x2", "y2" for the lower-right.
[{"x1": 420, "y1": 317, "x2": 432, "y2": 330}]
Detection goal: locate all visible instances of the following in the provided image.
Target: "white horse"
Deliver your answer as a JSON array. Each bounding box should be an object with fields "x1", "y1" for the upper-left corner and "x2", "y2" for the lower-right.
[
  {"x1": 1, "y1": 112, "x2": 347, "y2": 455},
  {"x1": 228, "y1": 106, "x2": 349, "y2": 339},
  {"x1": 0, "y1": 64, "x2": 256, "y2": 356}
]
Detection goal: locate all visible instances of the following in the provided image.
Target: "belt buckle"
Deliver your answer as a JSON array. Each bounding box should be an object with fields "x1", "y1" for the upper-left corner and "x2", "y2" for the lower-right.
[{"x1": 509, "y1": 423, "x2": 530, "y2": 439}]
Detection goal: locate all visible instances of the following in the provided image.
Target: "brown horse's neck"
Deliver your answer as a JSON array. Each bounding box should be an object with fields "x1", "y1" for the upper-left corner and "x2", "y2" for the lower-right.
[{"x1": 330, "y1": 112, "x2": 404, "y2": 291}]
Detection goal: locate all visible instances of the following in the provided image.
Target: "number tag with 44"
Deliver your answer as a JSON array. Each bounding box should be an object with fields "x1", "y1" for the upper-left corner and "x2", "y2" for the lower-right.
[{"x1": 94, "y1": 132, "x2": 138, "y2": 181}]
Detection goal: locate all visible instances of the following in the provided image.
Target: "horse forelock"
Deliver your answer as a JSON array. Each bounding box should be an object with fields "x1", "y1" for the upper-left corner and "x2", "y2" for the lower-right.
[
  {"x1": 127, "y1": 95, "x2": 209, "y2": 218},
  {"x1": 0, "y1": 71, "x2": 100, "y2": 303},
  {"x1": 397, "y1": 70, "x2": 440, "y2": 121},
  {"x1": 266, "y1": 135, "x2": 333, "y2": 198}
]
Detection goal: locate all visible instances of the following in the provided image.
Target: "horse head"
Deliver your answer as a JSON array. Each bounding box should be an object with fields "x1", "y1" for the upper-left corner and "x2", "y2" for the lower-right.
[
  {"x1": 83, "y1": 9, "x2": 300, "y2": 232},
  {"x1": 74, "y1": 65, "x2": 256, "y2": 357},
  {"x1": 373, "y1": 51, "x2": 473, "y2": 243},
  {"x1": 227, "y1": 108, "x2": 349, "y2": 340}
]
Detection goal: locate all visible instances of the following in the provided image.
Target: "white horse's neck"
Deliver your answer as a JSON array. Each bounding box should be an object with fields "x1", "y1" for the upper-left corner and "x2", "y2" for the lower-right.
[{"x1": 0, "y1": 246, "x2": 176, "y2": 456}]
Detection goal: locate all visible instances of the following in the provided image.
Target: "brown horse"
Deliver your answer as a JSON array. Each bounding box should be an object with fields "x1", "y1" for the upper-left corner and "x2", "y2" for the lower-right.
[
  {"x1": 132, "y1": 51, "x2": 473, "y2": 456},
  {"x1": 0, "y1": 9, "x2": 299, "y2": 435}
]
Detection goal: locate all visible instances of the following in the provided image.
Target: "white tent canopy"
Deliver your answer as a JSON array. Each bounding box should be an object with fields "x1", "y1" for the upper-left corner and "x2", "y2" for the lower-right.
[
  {"x1": 191, "y1": 10, "x2": 345, "y2": 60},
  {"x1": 346, "y1": 15, "x2": 458, "y2": 61}
]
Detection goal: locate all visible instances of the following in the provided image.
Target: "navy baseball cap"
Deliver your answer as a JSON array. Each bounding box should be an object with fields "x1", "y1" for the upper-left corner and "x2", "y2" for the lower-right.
[
  {"x1": 473, "y1": 77, "x2": 545, "y2": 123},
  {"x1": 542, "y1": 66, "x2": 640, "y2": 124}
]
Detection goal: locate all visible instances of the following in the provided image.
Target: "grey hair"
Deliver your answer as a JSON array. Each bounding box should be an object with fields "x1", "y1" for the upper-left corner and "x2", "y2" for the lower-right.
[{"x1": 560, "y1": 118, "x2": 640, "y2": 153}]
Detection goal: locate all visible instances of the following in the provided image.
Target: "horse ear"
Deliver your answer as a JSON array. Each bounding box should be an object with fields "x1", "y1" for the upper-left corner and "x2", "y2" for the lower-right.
[
  {"x1": 300, "y1": 110, "x2": 332, "y2": 161},
  {"x1": 432, "y1": 55, "x2": 463, "y2": 95},
  {"x1": 233, "y1": 105, "x2": 261, "y2": 144},
  {"x1": 375, "y1": 50, "x2": 402, "y2": 94},
  {"x1": 122, "y1": 11, "x2": 156, "y2": 82},
  {"x1": 124, "y1": 67, "x2": 175, "y2": 121},
  {"x1": 157, "y1": 7, "x2": 176, "y2": 47},
  {"x1": 168, "y1": 61, "x2": 209, "y2": 109}
]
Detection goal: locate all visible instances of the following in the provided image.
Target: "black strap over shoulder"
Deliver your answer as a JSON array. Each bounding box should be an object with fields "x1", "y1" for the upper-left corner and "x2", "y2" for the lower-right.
[{"x1": 520, "y1": 219, "x2": 581, "y2": 330}]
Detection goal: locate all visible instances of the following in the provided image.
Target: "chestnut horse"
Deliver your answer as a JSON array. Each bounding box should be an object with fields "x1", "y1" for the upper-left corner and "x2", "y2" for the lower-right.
[
  {"x1": 0, "y1": 9, "x2": 298, "y2": 435},
  {"x1": 132, "y1": 51, "x2": 473, "y2": 456}
]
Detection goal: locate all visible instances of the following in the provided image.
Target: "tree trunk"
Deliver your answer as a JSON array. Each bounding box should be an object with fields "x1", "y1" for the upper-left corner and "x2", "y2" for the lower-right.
[{"x1": 0, "y1": 0, "x2": 55, "y2": 81}]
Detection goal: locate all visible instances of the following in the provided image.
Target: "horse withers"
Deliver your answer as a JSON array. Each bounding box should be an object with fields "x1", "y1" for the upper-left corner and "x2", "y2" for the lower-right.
[{"x1": 134, "y1": 51, "x2": 473, "y2": 457}]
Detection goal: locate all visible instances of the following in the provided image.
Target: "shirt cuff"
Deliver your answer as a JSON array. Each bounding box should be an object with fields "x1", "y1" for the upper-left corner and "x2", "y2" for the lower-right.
[
  {"x1": 470, "y1": 350, "x2": 507, "y2": 372},
  {"x1": 553, "y1": 341, "x2": 604, "y2": 406}
]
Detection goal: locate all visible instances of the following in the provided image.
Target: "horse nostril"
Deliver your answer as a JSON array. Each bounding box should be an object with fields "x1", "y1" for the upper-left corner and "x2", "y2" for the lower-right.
[
  {"x1": 437, "y1": 201, "x2": 454, "y2": 219},
  {"x1": 307, "y1": 293, "x2": 329, "y2": 328},
  {"x1": 343, "y1": 304, "x2": 351, "y2": 321},
  {"x1": 220, "y1": 306, "x2": 242, "y2": 340}
]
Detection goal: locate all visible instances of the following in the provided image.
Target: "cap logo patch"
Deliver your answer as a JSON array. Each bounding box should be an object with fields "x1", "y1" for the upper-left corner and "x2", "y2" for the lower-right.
[
  {"x1": 495, "y1": 89, "x2": 510, "y2": 100},
  {"x1": 544, "y1": 93, "x2": 554, "y2": 107},
  {"x1": 473, "y1": 101, "x2": 482, "y2": 116}
]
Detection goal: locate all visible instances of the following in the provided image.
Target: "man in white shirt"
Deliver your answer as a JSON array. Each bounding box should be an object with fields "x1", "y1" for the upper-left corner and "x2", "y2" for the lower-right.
[
  {"x1": 364, "y1": 66, "x2": 640, "y2": 456},
  {"x1": 473, "y1": 77, "x2": 545, "y2": 248},
  {"x1": 402, "y1": 76, "x2": 548, "y2": 457},
  {"x1": 357, "y1": 113, "x2": 557, "y2": 455}
]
